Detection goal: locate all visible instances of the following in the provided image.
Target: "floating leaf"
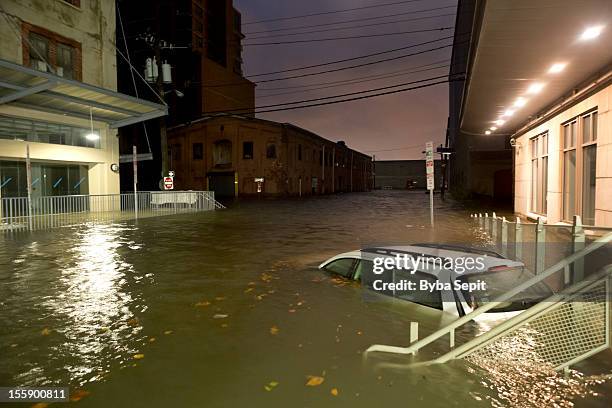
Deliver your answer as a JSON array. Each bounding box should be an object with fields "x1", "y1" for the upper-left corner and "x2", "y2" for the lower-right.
[
  {"x1": 306, "y1": 376, "x2": 325, "y2": 386},
  {"x1": 128, "y1": 318, "x2": 139, "y2": 326},
  {"x1": 270, "y1": 326, "x2": 279, "y2": 335},
  {"x1": 356, "y1": 331, "x2": 363, "y2": 335},
  {"x1": 69, "y1": 389, "x2": 90, "y2": 402},
  {"x1": 195, "y1": 301, "x2": 211, "y2": 307},
  {"x1": 264, "y1": 381, "x2": 279, "y2": 391},
  {"x1": 288, "y1": 309, "x2": 296, "y2": 313},
  {"x1": 149, "y1": 337, "x2": 156, "y2": 343},
  {"x1": 221, "y1": 323, "x2": 229, "y2": 328},
  {"x1": 41, "y1": 328, "x2": 51, "y2": 336},
  {"x1": 213, "y1": 314, "x2": 229, "y2": 319},
  {"x1": 164, "y1": 330, "x2": 173, "y2": 335},
  {"x1": 244, "y1": 288, "x2": 254, "y2": 293},
  {"x1": 331, "y1": 388, "x2": 339, "y2": 396},
  {"x1": 133, "y1": 354, "x2": 145, "y2": 360},
  {"x1": 215, "y1": 296, "x2": 226, "y2": 301}
]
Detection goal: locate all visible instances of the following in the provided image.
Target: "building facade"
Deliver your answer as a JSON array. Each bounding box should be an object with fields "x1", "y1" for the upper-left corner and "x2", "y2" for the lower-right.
[
  {"x1": 167, "y1": 116, "x2": 372, "y2": 197},
  {"x1": 449, "y1": 0, "x2": 612, "y2": 226},
  {"x1": 117, "y1": 0, "x2": 255, "y2": 191},
  {"x1": 0, "y1": 0, "x2": 165, "y2": 202},
  {"x1": 374, "y1": 160, "x2": 443, "y2": 190}
]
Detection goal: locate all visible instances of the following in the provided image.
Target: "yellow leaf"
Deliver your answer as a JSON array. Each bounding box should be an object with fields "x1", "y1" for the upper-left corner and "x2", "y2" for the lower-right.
[
  {"x1": 331, "y1": 388, "x2": 339, "y2": 396},
  {"x1": 41, "y1": 328, "x2": 51, "y2": 336},
  {"x1": 306, "y1": 376, "x2": 325, "y2": 386},
  {"x1": 215, "y1": 296, "x2": 226, "y2": 301},
  {"x1": 133, "y1": 353, "x2": 145, "y2": 360},
  {"x1": 149, "y1": 337, "x2": 156, "y2": 343},
  {"x1": 264, "y1": 381, "x2": 279, "y2": 391},
  {"x1": 244, "y1": 288, "x2": 254, "y2": 293},
  {"x1": 164, "y1": 330, "x2": 173, "y2": 335},
  {"x1": 288, "y1": 309, "x2": 296, "y2": 313},
  {"x1": 69, "y1": 389, "x2": 90, "y2": 402},
  {"x1": 195, "y1": 301, "x2": 211, "y2": 307},
  {"x1": 270, "y1": 326, "x2": 279, "y2": 335}
]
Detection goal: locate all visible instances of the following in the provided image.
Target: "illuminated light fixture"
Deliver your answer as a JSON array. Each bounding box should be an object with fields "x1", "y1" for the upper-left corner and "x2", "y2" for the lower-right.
[
  {"x1": 526, "y1": 82, "x2": 545, "y2": 94},
  {"x1": 86, "y1": 133, "x2": 100, "y2": 141},
  {"x1": 495, "y1": 119, "x2": 505, "y2": 126},
  {"x1": 490, "y1": 126, "x2": 498, "y2": 131},
  {"x1": 513, "y1": 97, "x2": 527, "y2": 107},
  {"x1": 503, "y1": 109, "x2": 515, "y2": 117},
  {"x1": 485, "y1": 130, "x2": 491, "y2": 135},
  {"x1": 580, "y1": 25, "x2": 603, "y2": 40},
  {"x1": 548, "y1": 63, "x2": 567, "y2": 74}
]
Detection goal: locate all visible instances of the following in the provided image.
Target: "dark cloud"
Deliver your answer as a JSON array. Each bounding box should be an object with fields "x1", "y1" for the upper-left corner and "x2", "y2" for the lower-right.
[{"x1": 235, "y1": 0, "x2": 456, "y2": 159}]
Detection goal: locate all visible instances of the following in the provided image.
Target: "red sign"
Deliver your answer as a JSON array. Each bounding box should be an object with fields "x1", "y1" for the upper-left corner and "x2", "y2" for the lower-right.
[{"x1": 163, "y1": 176, "x2": 174, "y2": 190}]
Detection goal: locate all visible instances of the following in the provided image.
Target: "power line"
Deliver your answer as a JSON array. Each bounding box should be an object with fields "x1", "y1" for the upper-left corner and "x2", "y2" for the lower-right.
[
  {"x1": 244, "y1": 4, "x2": 456, "y2": 35},
  {"x1": 257, "y1": 63, "x2": 450, "y2": 98},
  {"x1": 365, "y1": 144, "x2": 424, "y2": 153},
  {"x1": 203, "y1": 73, "x2": 463, "y2": 116},
  {"x1": 196, "y1": 41, "x2": 457, "y2": 90},
  {"x1": 204, "y1": 78, "x2": 460, "y2": 117},
  {"x1": 243, "y1": 26, "x2": 453, "y2": 46},
  {"x1": 243, "y1": 0, "x2": 431, "y2": 25},
  {"x1": 247, "y1": 35, "x2": 454, "y2": 78}
]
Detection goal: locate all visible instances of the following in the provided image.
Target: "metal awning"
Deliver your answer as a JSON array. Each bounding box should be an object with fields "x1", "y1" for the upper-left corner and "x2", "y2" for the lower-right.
[{"x1": 0, "y1": 58, "x2": 167, "y2": 129}]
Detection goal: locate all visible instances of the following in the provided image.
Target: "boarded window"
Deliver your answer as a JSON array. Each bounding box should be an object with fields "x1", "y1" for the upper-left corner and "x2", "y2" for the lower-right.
[
  {"x1": 243, "y1": 141, "x2": 253, "y2": 159},
  {"x1": 192, "y1": 143, "x2": 203, "y2": 160}
]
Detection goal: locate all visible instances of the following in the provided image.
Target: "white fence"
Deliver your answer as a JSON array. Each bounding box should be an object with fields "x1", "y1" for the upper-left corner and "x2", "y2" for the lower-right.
[{"x1": 0, "y1": 191, "x2": 224, "y2": 232}]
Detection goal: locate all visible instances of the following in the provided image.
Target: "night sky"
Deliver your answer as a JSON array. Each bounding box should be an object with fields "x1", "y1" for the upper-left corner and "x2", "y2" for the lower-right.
[{"x1": 233, "y1": 0, "x2": 457, "y2": 159}]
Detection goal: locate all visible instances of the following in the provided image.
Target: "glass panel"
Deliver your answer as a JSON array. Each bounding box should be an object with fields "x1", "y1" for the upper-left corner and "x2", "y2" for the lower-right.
[
  {"x1": 541, "y1": 134, "x2": 548, "y2": 155},
  {"x1": 530, "y1": 138, "x2": 537, "y2": 159},
  {"x1": 563, "y1": 150, "x2": 576, "y2": 221},
  {"x1": 582, "y1": 145, "x2": 597, "y2": 225},
  {"x1": 570, "y1": 121, "x2": 577, "y2": 147},
  {"x1": 0, "y1": 161, "x2": 88, "y2": 199},
  {"x1": 29, "y1": 33, "x2": 49, "y2": 71},
  {"x1": 583, "y1": 114, "x2": 591, "y2": 143},
  {"x1": 393, "y1": 270, "x2": 443, "y2": 310},
  {"x1": 541, "y1": 156, "x2": 548, "y2": 214},
  {"x1": 323, "y1": 258, "x2": 355, "y2": 278},
  {"x1": 0, "y1": 115, "x2": 100, "y2": 148},
  {"x1": 531, "y1": 159, "x2": 538, "y2": 212},
  {"x1": 56, "y1": 44, "x2": 74, "y2": 79},
  {"x1": 592, "y1": 112, "x2": 597, "y2": 141}
]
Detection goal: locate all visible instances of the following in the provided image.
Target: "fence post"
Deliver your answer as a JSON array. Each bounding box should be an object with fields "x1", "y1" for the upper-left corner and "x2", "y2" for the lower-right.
[
  {"x1": 479, "y1": 213, "x2": 483, "y2": 228},
  {"x1": 491, "y1": 212, "x2": 497, "y2": 241},
  {"x1": 410, "y1": 321, "x2": 419, "y2": 352},
  {"x1": 484, "y1": 213, "x2": 489, "y2": 232},
  {"x1": 572, "y1": 215, "x2": 585, "y2": 283},
  {"x1": 535, "y1": 217, "x2": 546, "y2": 274},
  {"x1": 501, "y1": 217, "x2": 508, "y2": 257},
  {"x1": 515, "y1": 217, "x2": 522, "y2": 260}
]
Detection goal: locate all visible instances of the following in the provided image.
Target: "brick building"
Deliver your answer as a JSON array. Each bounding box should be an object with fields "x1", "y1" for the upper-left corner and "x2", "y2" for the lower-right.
[{"x1": 167, "y1": 116, "x2": 372, "y2": 197}]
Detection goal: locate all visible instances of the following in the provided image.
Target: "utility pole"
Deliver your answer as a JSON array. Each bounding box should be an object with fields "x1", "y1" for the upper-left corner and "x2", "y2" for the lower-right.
[{"x1": 154, "y1": 4, "x2": 168, "y2": 185}]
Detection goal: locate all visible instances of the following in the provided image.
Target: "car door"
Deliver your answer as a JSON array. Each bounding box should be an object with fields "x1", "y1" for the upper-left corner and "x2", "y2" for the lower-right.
[{"x1": 321, "y1": 257, "x2": 358, "y2": 279}]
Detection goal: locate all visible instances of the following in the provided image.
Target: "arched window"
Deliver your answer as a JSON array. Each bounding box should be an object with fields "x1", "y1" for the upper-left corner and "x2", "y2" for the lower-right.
[{"x1": 213, "y1": 139, "x2": 232, "y2": 168}]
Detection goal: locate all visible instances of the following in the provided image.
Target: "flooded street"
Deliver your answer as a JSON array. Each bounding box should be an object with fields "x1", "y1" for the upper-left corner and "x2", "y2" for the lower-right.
[{"x1": 1, "y1": 190, "x2": 611, "y2": 407}]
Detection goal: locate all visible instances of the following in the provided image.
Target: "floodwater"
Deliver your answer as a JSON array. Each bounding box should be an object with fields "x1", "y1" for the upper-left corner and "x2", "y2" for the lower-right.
[{"x1": 0, "y1": 190, "x2": 610, "y2": 407}]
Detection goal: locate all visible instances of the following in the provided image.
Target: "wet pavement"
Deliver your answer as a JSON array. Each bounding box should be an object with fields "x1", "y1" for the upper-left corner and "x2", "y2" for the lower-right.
[{"x1": 0, "y1": 190, "x2": 610, "y2": 407}]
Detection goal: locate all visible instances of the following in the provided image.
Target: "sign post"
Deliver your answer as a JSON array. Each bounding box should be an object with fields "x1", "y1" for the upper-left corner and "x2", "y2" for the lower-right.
[
  {"x1": 425, "y1": 141, "x2": 435, "y2": 227},
  {"x1": 26, "y1": 145, "x2": 33, "y2": 231},
  {"x1": 133, "y1": 145, "x2": 138, "y2": 219}
]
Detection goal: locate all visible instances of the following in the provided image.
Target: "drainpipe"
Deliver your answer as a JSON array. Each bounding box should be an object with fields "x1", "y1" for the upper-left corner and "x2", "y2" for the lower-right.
[
  {"x1": 332, "y1": 147, "x2": 335, "y2": 193},
  {"x1": 321, "y1": 144, "x2": 325, "y2": 194}
]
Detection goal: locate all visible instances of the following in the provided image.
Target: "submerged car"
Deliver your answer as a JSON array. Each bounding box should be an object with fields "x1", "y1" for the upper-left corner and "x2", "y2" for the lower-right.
[{"x1": 319, "y1": 243, "x2": 553, "y2": 318}]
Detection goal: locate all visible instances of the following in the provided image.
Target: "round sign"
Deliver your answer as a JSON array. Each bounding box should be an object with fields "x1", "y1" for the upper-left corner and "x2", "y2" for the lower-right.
[{"x1": 163, "y1": 176, "x2": 174, "y2": 190}]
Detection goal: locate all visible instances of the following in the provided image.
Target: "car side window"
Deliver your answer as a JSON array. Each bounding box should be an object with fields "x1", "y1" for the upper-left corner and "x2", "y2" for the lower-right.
[
  {"x1": 393, "y1": 270, "x2": 443, "y2": 310},
  {"x1": 353, "y1": 259, "x2": 373, "y2": 281},
  {"x1": 323, "y1": 258, "x2": 357, "y2": 278}
]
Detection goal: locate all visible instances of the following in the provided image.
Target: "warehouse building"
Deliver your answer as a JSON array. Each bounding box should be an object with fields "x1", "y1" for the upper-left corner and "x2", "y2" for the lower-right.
[{"x1": 167, "y1": 115, "x2": 372, "y2": 197}]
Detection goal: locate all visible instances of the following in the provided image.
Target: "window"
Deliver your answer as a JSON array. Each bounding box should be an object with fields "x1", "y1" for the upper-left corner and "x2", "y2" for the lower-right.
[
  {"x1": 393, "y1": 270, "x2": 443, "y2": 310},
  {"x1": 582, "y1": 111, "x2": 597, "y2": 224},
  {"x1": 206, "y1": 0, "x2": 227, "y2": 66},
  {"x1": 562, "y1": 110, "x2": 598, "y2": 223},
  {"x1": 0, "y1": 115, "x2": 99, "y2": 148},
  {"x1": 323, "y1": 258, "x2": 356, "y2": 278},
  {"x1": 530, "y1": 133, "x2": 548, "y2": 215},
  {"x1": 192, "y1": 143, "x2": 203, "y2": 160},
  {"x1": 266, "y1": 143, "x2": 276, "y2": 159},
  {"x1": 243, "y1": 141, "x2": 253, "y2": 159},
  {"x1": 213, "y1": 140, "x2": 232, "y2": 167},
  {"x1": 23, "y1": 24, "x2": 81, "y2": 80},
  {"x1": 297, "y1": 144, "x2": 302, "y2": 161}
]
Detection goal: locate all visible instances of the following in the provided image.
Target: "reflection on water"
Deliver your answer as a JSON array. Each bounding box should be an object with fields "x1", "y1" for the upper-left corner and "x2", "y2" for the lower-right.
[{"x1": 0, "y1": 191, "x2": 610, "y2": 407}]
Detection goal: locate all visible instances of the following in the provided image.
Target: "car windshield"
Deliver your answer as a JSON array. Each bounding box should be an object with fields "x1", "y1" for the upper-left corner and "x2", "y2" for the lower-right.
[{"x1": 456, "y1": 267, "x2": 553, "y2": 312}]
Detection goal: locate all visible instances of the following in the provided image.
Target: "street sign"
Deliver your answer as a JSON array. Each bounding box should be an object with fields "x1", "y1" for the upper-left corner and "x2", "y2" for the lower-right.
[
  {"x1": 119, "y1": 152, "x2": 154, "y2": 163},
  {"x1": 425, "y1": 142, "x2": 434, "y2": 191},
  {"x1": 163, "y1": 176, "x2": 174, "y2": 190},
  {"x1": 425, "y1": 141, "x2": 434, "y2": 227},
  {"x1": 168, "y1": 171, "x2": 175, "y2": 177}
]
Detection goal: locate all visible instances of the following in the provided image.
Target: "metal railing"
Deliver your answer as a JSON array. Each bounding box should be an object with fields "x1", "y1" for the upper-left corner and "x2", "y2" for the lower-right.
[
  {"x1": 0, "y1": 190, "x2": 224, "y2": 232},
  {"x1": 366, "y1": 233, "x2": 612, "y2": 363}
]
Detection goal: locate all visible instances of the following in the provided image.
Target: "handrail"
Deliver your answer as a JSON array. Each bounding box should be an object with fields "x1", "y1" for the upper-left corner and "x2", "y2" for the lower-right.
[{"x1": 365, "y1": 231, "x2": 612, "y2": 355}]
